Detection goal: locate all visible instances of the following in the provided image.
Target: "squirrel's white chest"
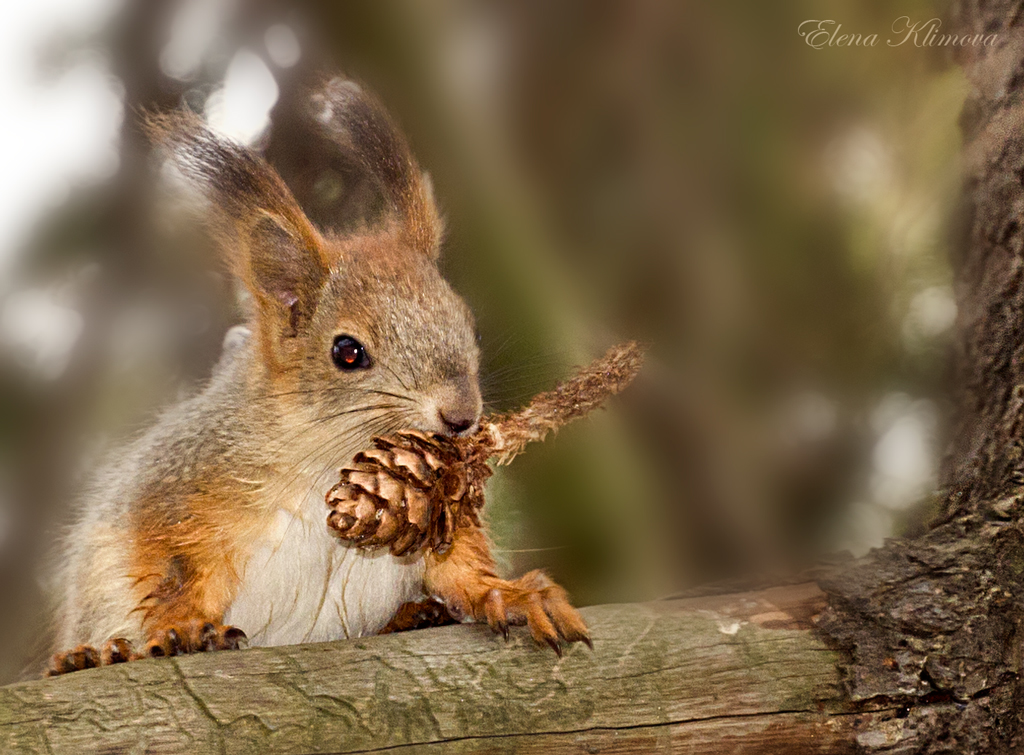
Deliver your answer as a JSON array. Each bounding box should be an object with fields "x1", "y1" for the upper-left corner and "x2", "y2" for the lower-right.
[{"x1": 224, "y1": 494, "x2": 425, "y2": 647}]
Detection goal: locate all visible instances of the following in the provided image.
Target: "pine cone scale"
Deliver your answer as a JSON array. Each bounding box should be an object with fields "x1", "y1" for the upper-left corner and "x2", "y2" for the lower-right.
[{"x1": 378, "y1": 474, "x2": 404, "y2": 503}]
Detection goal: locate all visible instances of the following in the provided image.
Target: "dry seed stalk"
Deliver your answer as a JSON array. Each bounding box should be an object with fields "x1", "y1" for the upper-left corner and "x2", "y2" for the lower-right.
[{"x1": 325, "y1": 341, "x2": 644, "y2": 555}]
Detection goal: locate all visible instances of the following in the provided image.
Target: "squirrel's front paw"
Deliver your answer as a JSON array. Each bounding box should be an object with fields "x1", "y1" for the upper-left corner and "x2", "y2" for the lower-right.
[
  {"x1": 46, "y1": 637, "x2": 135, "y2": 676},
  {"x1": 46, "y1": 623, "x2": 246, "y2": 677},
  {"x1": 146, "y1": 620, "x2": 247, "y2": 657},
  {"x1": 459, "y1": 570, "x2": 592, "y2": 655},
  {"x1": 380, "y1": 598, "x2": 458, "y2": 634}
]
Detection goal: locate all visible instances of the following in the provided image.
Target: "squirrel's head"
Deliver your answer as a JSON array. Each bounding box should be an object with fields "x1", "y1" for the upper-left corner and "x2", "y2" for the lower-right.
[{"x1": 147, "y1": 78, "x2": 481, "y2": 452}]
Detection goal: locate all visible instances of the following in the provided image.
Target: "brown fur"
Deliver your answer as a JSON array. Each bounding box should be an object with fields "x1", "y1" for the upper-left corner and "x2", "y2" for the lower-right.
[
  {"x1": 128, "y1": 493, "x2": 247, "y2": 634},
  {"x1": 48, "y1": 77, "x2": 584, "y2": 676}
]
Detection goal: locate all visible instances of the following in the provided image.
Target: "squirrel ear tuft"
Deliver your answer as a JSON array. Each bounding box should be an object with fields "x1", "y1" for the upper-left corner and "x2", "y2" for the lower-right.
[
  {"x1": 145, "y1": 111, "x2": 328, "y2": 345},
  {"x1": 310, "y1": 78, "x2": 444, "y2": 260}
]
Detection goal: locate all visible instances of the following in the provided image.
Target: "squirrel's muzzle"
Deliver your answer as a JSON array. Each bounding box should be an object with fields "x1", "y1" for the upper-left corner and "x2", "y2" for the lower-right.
[{"x1": 430, "y1": 376, "x2": 482, "y2": 436}]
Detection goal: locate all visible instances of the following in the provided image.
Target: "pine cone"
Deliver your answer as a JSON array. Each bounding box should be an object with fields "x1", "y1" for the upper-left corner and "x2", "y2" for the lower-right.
[
  {"x1": 325, "y1": 430, "x2": 490, "y2": 556},
  {"x1": 326, "y1": 341, "x2": 644, "y2": 555}
]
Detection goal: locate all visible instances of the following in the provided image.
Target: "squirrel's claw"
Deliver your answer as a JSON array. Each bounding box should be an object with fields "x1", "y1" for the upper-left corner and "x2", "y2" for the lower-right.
[
  {"x1": 46, "y1": 645, "x2": 101, "y2": 676},
  {"x1": 472, "y1": 570, "x2": 591, "y2": 655},
  {"x1": 101, "y1": 637, "x2": 136, "y2": 664},
  {"x1": 149, "y1": 620, "x2": 247, "y2": 656},
  {"x1": 219, "y1": 625, "x2": 248, "y2": 650}
]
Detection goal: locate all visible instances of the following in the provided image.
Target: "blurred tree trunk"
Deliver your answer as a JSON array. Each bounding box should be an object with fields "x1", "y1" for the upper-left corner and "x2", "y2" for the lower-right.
[
  {"x1": 942, "y1": 0, "x2": 1024, "y2": 511},
  {"x1": 811, "y1": 3, "x2": 1024, "y2": 752}
]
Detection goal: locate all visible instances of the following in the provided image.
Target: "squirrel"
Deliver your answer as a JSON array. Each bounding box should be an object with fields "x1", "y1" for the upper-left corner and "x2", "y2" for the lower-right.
[{"x1": 47, "y1": 78, "x2": 590, "y2": 675}]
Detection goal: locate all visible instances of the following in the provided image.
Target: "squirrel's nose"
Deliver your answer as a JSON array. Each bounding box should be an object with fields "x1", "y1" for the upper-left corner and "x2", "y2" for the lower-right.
[
  {"x1": 439, "y1": 410, "x2": 476, "y2": 436},
  {"x1": 432, "y1": 375, "x2": 482, "y2": 436}
]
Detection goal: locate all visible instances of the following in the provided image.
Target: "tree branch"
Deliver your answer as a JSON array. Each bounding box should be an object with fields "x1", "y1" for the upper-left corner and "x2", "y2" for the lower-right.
[{"x1": 2, "y1": 584, "x2": 879, "y2": 754}]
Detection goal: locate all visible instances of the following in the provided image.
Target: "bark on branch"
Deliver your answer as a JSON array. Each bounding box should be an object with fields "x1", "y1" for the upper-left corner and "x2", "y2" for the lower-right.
[{"x1": 1, "y1": 584, "x2": 876, "y2": 755}]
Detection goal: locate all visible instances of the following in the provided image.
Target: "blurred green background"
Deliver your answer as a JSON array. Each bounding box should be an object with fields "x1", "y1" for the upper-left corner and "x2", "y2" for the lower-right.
[{"x1": 0, "y1": 0, "x2": 964, "y2": 682}]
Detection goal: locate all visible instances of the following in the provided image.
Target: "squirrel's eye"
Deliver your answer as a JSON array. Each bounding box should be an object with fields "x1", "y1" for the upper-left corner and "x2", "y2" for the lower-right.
[{"x1": 332, "y1": 335, "x2": 371, "y2": 371}]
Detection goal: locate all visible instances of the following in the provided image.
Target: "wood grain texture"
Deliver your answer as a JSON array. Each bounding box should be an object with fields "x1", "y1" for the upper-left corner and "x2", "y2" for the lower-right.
[{"x1": 0, "y1": 586, "x2": 866, "y2": 754}]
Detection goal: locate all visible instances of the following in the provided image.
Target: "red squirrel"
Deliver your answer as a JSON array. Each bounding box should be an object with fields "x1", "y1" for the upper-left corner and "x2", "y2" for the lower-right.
[{"x1": 48, "y1": 78, "x2": 589, "y2": 675}]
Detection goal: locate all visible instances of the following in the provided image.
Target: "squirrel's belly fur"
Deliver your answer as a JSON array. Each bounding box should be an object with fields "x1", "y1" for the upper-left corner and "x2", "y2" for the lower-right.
[
  {"x1": 225, "y1": 487, "x2": 426, "y2": 646},
  {"x1": 56, "y1": 455, "x2": 427, "y2": 652}
]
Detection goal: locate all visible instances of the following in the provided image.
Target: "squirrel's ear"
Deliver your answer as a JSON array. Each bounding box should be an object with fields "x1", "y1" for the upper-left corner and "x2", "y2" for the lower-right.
[
  {"x1": 310, "y1": 78, "x2": 444, "y2": 260},
  {"x1": 145, "y1": 111, "x2": 328, "y2": 341},
  {"x1": 246, "y1": 212, "x2": 327, "y2": 337}
]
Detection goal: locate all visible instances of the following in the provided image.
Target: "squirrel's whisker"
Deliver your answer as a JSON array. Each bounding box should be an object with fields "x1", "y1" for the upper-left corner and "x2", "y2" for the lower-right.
[
  {"x1": 364, "y1": 389, "x2": 417, "y2": 404},
  {"x1": 382, "y1": 364, "x2": 413, "y2": 393},
  {"x1": 309, "y1": 403, "x2": 402, "y2": 427}
]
